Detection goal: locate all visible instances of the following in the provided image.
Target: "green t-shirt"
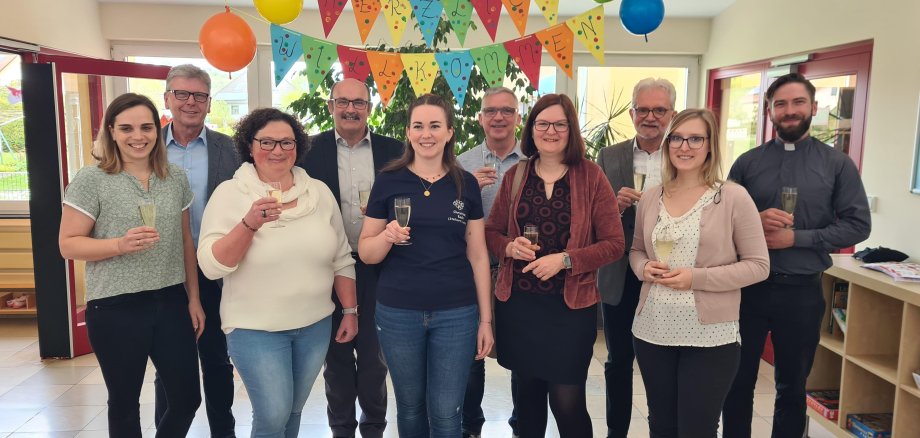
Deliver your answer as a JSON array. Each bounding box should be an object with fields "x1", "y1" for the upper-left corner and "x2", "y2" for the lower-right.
[{"x1": 63, "y1": 164, "x2": 194, "y2": 301}]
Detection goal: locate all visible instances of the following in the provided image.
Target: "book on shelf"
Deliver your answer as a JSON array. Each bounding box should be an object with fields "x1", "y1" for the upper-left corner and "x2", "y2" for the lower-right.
[
  {"x1": 827, "y1": 281, "x2": 848, "y2": 334},
  {"x1": 832, "y1": 308, "x2": 847, "y2": 334},
  {"x1": 847, "y1": 413, "x2": 892, "y2": 438},
  {"x1": 861, "y1": 261, "x2": 920, "y2": 282},
  {"x1": 806, "y1": 390, "x2": 839, "y2": 420}
]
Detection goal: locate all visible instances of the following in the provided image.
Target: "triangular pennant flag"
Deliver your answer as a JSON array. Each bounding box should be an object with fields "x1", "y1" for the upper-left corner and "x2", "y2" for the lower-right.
[
  {"x1": 435, "y1": 51, "x2": 475, "y2": 108},
  {"x1": 366, "y1": 51, "x2": 405, "y2": 107},
  {"x1": 500, "y1": 0, "x2": 530, "y2": 37},
  {"x1": 503, "y1": 35, "x2": 543, "y2": 89},
  {"x1": 352, "y1": 0, "x2": 382, "y2": 43},
  {"x1": 301, "y1": 35, "x2": 338, "y2": 94},
  {"x1": 318, "y1": 0, "x2": 348, "y2": 37},
  {"x1": 381, "y1": 0, "x2": 412, "y2": 46},
  {"x1": 535, "y1": 23, "x2": 574, "y2": 78},
  {"x1": 401, "y1": 53, "x2": 439, "y2": 97},
  {"x1": 566, "y1": 6, "x2": 605, "y2": 64},
  {"x1": 442, "y1": 0, "x2": 474, "y2": 45},
  {"x1": 337, "y1": 46, "x2": 372, "y2": 83},
  {"x1": 408, "y1": 0, "x2": 444, "y2": 47},
  {"x1": 471, "y1": 44, "x2": 509, "y2": 88},
  {"x1": 534, "y1": 0, "x2": 559, "y2": 25},
  {"x1": 470, "y1": 0, "x2": 500, "y2": 41},
  {"x1": 270, "y1": 25, "x2": 304, "y2": 86}
]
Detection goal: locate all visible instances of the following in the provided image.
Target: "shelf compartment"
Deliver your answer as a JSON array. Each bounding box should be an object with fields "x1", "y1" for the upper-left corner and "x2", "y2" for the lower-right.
[
  {"x1": 840, "y1": 358, "x2": 895, "y2": 426},
  {"x1": 848, "y1": 354, "x2": 899, "y2": 384},
  {"x1": 805, "y1": 409, "x2": 851, "y2": 438},
  {"x1": 807, "y1": 345, "x2": 843, "y2": 392},
  {"x1": 894, "y1": 388, "x2": 920, "y2": 436},
  {"x1": 846, "y1": 284, "x2": 902, "y2": 360},
  {"x1": 819, "y1": 331, "x2": 845, "y2": 356},
  {"x1": 899, "y1": 304, "x2": 920, "y2": 391}
]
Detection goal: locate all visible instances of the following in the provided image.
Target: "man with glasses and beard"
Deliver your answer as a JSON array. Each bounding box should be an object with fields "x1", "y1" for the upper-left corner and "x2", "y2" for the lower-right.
[
  {"x1": 723, "y1": 73, "x2": 871, "y2": 437},
  {"x1": 299, "y1": 78, "x2": 403, "y2": 438}
]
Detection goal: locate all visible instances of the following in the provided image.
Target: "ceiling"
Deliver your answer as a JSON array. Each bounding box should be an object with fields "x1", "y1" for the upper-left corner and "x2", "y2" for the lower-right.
[{"x1": 98, "y1": 0, "x2": 737, "y2": 19}]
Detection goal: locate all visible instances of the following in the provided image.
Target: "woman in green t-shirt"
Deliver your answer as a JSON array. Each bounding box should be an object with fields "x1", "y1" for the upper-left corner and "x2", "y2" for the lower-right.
[{"x1": 59, "y1": 93, "x2": 204, "y2": 437}]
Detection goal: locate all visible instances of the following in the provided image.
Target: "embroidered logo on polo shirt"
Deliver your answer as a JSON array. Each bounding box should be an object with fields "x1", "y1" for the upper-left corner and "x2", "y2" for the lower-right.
[{"x1": 453, "y1": 199, "x2": 464, "y2": 210}]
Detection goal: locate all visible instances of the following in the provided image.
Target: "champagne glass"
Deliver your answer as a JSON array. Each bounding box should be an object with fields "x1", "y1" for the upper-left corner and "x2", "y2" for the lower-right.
[
  {"x1": 138, "y1": 202, "x2": 156, "y2": 228},
  {"x1": 267, "y1": 181, "x2": 284, "y2": 228},
  {"x1": 633, "y1": 171, "x2": 647, "y2": 192},
  {"x1": 781, "y1": 186, "x2": 797, "y2": 229},
  {"x1": 523, "y1": 224, "x2": 539, "y2": 248},
  {"x1": 394, "y1": 197, "x2": 412, "y2": 246},
  {"x1": 358, "y1": 181, "x2": 371, "y2": 217},
  {"x1": 482, "y1": 149, "x2": 501, "y2": 186},
  {"x1": 654, "y1": 227, "x2": 678, "y2": 273}
]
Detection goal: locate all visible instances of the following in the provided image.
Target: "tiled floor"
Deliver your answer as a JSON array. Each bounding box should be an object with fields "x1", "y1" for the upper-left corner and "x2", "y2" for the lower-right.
[{"x1": 0, "y1": 318, "x2": 836, "y2": 437}]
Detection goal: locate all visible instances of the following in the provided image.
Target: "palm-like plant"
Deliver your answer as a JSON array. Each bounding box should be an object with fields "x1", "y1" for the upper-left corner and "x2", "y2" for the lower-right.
[{"x1": 579, "y1": 89, "x2": 632, "y2": 159}]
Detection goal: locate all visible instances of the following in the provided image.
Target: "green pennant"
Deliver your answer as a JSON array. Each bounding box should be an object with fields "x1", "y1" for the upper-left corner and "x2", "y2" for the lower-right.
[
  {"x1": 471, "y1": 44, "x2": 510, "y2": 88},
  {"x1": 301, "y1": 35, "x2": 337, "y2": 94},
  {"x1": 442, "y1": 0, "x2": 474, "y2": 45}
]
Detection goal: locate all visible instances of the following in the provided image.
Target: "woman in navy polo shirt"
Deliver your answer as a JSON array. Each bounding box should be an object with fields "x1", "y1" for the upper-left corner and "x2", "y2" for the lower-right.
[{"x1": 359, "y1": 93, "x2": 494, "y2": 437}]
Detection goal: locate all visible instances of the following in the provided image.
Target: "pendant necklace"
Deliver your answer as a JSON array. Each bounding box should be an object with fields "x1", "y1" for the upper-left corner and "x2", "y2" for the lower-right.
[{"x1": 418, "y1": 176, "x2": 436, "y2": 197}]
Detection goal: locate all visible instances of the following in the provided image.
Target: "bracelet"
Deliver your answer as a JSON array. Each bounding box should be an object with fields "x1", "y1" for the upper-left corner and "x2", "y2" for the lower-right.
[
  {"x1": 480, "y1": 320, "x2": 492, "y2": 324},
  {"x1": 240, "y1": 217, "x2": 258, "y2": 232}
]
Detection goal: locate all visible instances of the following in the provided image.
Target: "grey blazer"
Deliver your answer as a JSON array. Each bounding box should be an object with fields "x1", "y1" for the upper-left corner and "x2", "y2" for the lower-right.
[
  {"x1": 595, "y1": 139, "x2": 636, "y2": 305},
  {"x1": 162, "y1": 125, "x2": 242, "y2": 201}
]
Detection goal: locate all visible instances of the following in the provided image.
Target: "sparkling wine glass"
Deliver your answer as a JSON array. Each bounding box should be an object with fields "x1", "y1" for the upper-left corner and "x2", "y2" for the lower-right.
[
  {"x1": 654, "y1": 227, "x2": 679, "y2": 273},
  {"x1": 394, "y1": 197, "x2": 412, "y2": 246},
  {"x1": 138, "y1": 202, "x2": 157, "y2": 229},
  {"x1": 633, "y1": 171, "x2": 647, "y2": 192},
  {"x1": 267, "y1": 181, "x2": 284, "y2": 228},
  {"x1": 482, "y1": 148, "x2": 501, "y2": 186},
  {"x1": 781, "y1": 186, "x2": 797, "y2": 229},
  {"x1": 358, "y1": 181, "x2": 371, "y2": 217},
  {"x1": 523, "y1": 224, "x2": 539, "y2": 248}
]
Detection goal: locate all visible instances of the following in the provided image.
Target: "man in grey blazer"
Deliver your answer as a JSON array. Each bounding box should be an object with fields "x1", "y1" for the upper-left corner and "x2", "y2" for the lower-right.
[
  {"x1": 155, "y1": 64, "x2": 241, "y2": 438},
  {"x1": 596, "y1": 78, "x2": 676, "y2": 438}
]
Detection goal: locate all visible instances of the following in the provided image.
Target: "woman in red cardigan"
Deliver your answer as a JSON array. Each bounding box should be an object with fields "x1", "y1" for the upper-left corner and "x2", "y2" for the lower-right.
[{"x1": 485, "y1": 93, "x2": 624, "y2": 438}]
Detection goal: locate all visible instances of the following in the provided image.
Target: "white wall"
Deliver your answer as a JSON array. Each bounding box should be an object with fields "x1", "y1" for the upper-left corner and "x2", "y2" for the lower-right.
[
  {"x1": 704, "y1": 0, "x2": 920, "y2": 259},
  {"x1": 0, "y1": 0, "x2": 108, "y2": 57}
]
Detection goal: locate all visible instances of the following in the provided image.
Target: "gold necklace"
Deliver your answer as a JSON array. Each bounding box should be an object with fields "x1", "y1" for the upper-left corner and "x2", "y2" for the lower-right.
[{"x1": 418, "y1": 176, "x2": 435, "y2": 197}]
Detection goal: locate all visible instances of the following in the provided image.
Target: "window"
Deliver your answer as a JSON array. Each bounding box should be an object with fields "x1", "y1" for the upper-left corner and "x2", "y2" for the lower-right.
[{"x1": 0, "y1": 53, "x2": 27, "y2": 214}]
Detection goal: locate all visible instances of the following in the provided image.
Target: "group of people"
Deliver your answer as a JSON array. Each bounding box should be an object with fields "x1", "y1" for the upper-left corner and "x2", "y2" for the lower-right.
[{"x1": 57, "y1": 64, "x2": 870, "y2": 438}]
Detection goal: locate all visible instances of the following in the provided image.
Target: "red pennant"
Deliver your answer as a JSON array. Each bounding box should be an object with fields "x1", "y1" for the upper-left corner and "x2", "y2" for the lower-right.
[
  {"x1": 337, "y1": 46, "x2": 372, "y2": 83},
  {"x1": 470, "y1": 0, "x2": 501, "y2": 41},
  {"x1": 318, "y1": 0, "x2": 348, "y2": 36},
  {"x1": 504, "y1": 35, "x2": 543, "y2": 88}
]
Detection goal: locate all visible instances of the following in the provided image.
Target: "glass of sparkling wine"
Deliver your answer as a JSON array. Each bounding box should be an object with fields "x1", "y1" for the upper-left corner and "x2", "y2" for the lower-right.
[
  {"x1": 654, "y1": 228, "x2": 678, "y2": 273},
  {"x1": 633, "y1": 171, "x2": 646, "y2": 192},
  {"x1": 394, "y1": 197, "x2": 412, "y2": 246},
  {"x1": 358, "y1": 181, "x2": 371, "y2": 217},
  {"x1": 138, "y1": 202, "x2": 156, "y2": 228},
  {"x1": 267, "y1": 181, "x2": 284, "y2": 228},
  {"x1": 523, "y1": 224, "x2": 539, "y2": 249},
  {"x1": 781, "y1": 186, "x2": 797, "y2": 229},
  {"x1": 483, "y1": 149, "x2": 501, "y2": 185}
]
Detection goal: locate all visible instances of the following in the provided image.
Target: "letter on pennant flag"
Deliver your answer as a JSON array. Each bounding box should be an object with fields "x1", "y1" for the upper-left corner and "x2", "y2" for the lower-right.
[
  {"x1": 318, "y1": 0, "x2": 348, "y2": 37},
  {"x1": 534, "y1": 0, "x2": 559, "y2": 25},
  {"x1": 271, "y1": 25, "x2": 304, "y2": 86},
  {"x1": 301, "y1": 35, "x2": 338, "y2": 94},
  {"x1": 401, "y1": 53, "x2": 438, "y2": 97},
  {"x1": 500, "y1": 0, "x2": 530, "y2": 37},
  {"x1": 435, "y1": 51, "x2": 475, "y2": 108},
  {"x1": 471, "y1": 44, "x2": 509, "y2": 88},
  {"x1": 535, "y1": 23, "x2": 574, "y2": 78},
  {"x1": 503, "y1": 35, "x2": 543, "y2": 89},
  {"x1": 470, "y1": 0, "x2": 501, "y2": 41},
  {"x1": 442, "y1": 0, "x2": 474, "y2": 45},
  {"x1": 409, "y1": 0, "x2": 444, "y2": 47},
  {"x1": 352, "y1": 0, "x2": 382, "y2": 43},
  {"x1": 366, "y1": 51, "x2": 404, "y2": 107},
  {"x1": 566, "y1": 6, "x2": 605, "y2": 64},
  {"x1": 338, "y1": 46, "x2": 373, "y2": 83},
  {"x1": 381, "y1": 0, "x2": 412, "y2": 45}
]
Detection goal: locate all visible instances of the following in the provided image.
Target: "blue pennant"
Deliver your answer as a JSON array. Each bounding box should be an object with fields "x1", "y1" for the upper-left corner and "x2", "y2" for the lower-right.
[
  {"x1": 434, "y1": 50, "x2": 474, "y2": 108},
  {"x1": 409, "y1": 0, "x2": 444, "y2": 47},
  {"x1": 270, "y1": 24, "x2": 304, "y2": 87}
]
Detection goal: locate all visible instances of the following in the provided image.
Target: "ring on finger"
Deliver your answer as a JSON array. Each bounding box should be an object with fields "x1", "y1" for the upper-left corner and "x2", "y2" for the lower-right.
[{"x1": 261, "y1": 209, "x2": 267, "y2": 218}]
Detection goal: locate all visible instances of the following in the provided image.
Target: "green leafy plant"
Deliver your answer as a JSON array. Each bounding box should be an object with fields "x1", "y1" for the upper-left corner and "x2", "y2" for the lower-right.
[{"x1": 579, "y1": 89, "x2": 632, "y2": 159}]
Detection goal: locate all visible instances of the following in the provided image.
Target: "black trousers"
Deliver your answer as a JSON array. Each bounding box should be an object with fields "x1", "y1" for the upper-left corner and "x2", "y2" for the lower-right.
[
  {"x1": 722, "y1": 276, "x2": 825, "y2": 438},
  {"x1": 324, "y1": 258, "x2": 388, "y2": 438},
  {"x1": 87, "y1": 284, "x2": 201, "y2": 438},
  {"x1": 634, "y1": 338, "x2": 740, "y2": 438},
  {"x1": 601, "y1": 268, "x2": 641, "y2": 438},
  {"x1": 155, "y1": 268, "x2": 236, "y2": 438}
]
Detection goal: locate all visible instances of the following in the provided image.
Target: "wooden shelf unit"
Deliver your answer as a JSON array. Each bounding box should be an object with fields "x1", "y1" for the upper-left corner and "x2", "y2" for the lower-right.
[
  {"x1": 806, "y1": 254, "x2": 920, "y2": 436},
  {"x1": 0, "y1": 219, "x2": 35, "y2": 316}
]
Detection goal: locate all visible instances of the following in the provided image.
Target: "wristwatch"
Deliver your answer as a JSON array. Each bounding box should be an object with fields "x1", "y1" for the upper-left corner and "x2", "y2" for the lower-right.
[
  {"x1": 562, "y1": 252, "x2": 572, "y2": 270},
  {"x1": 342, "y1": 306, "x2": 359, "y2": 316}
]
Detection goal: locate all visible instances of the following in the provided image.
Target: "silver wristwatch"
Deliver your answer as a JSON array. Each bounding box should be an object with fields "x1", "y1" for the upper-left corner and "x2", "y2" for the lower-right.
[{"x1": 342, "y1": 306, "x2": 359, "y2": 316}]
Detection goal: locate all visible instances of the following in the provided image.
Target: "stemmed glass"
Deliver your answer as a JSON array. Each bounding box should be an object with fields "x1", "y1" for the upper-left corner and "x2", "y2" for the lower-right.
[
  {"x1": 781, "y1": 187, "x2": 797, "y2": 229},
  {"x1": 267, "y1": 181, "x2": 284, "y2": 228},
  {"x1": 523, "y1": 224, "x2": 539, "y2": 248},
  {"x1": 633, "y1": 171, "x2": 647, "y2": 192},
  {"x1": 654, "y1": 226, "x2": 679, "y2": 273},
  {"x1": 358, "y1": 181, "x2": 371, "y2": 217},
  {"x1": 483, "y1": 149, "x2": 501, "y2": 186},
  {"x1": 394, "y1": 197, "x2": 412, "y2": 246}
]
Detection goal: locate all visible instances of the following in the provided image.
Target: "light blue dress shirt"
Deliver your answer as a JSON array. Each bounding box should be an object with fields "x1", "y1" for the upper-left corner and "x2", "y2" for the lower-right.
[{"x1": 166, "y1": 125, "x2": 209, "y2": 246}]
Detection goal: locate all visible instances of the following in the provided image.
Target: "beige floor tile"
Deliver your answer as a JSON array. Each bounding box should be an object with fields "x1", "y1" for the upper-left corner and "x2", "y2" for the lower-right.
[
  {"x1": 6, "y1": 432, "x2": 78, "y2": 437},
  {"x1": 751, "y1": 393, "x2": 776, "y2": 417},
  {"x1": 74, "y1": 431, "x2": 111, "y2": 438},
  {"x1": 0, "y1": 338, "x2": 37, "y2": 353},
  {"x1": 43, "y1": 355, "x2": 98, "y2": 369},
  {"x1": 0, "y1": 385, "x2": 71, "y2": 409},
  {"x1": 50, "y1": 385, "x2": 107, "y2": 407},
  {"x1": 749, "y1": 415, "x2": 774, "y2": 438},
  {"x1": 74, "y1": 369, "x2": 103, "y2": 386},
  {"x1": 15, "y1": 406, "x2": 104, "y2": 433},
  {"x1": 0, "y1": 320, "x2": 38, "y2": 338},
  {"x1": 627, "y1": 417, "x2": 651, "y2": 438},
  {"x1": 0, "y1": 365, "x2": 42, "y2": 387},
  {"x1": 18, "y1": 368, "x2": 96, "y2": 387},
  {"x1": 0, "y1": 408, "x2": 40, "y2": 433}
]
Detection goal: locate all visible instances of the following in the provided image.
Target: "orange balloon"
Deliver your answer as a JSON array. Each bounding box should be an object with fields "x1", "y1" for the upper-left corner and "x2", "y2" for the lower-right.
[{"x1": 199, "y1": 8, "x2": 257, "y2": 73}]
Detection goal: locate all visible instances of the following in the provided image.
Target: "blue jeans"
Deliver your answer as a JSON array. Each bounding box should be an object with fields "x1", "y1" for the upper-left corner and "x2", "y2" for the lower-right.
[
  {"x1": 227, "y1": 317, "x2": 332, "y2": 438},
  {"x1": 376, "y1": 303, "x2": 478, "y2": 438}
]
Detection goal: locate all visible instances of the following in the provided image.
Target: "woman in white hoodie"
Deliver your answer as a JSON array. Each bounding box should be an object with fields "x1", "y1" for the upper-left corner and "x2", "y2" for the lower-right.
[{"x1": 197, "y1": 108, "x2": 358, "y2": 438}]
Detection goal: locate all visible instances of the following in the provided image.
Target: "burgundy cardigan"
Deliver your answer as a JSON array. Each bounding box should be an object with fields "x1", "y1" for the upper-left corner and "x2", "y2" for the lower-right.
[{"x1": 485, "y1": 158, "x2": 625, "y2": 309}]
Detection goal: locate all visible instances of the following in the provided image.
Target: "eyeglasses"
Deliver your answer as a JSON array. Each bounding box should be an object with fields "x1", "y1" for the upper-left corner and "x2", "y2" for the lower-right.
[
  {"x1": 482, "y1": 107, "x2": 517, "y2": 118},
  {"x1": 667, "y1": 135, "x2": 708, "y2": 149},
  {"x1": 533, "y1": 120, "x2": 570, "y2": 132},
  {"x1": 168, "y1": 89, "x2": 210, "y2": 103},
  {"x1": 633, "y1": 107, "x2": 671, "y2": 119},
  {"x1": 254, "y1": 138, "x2": 297, "y2": 151},
  {"x1": 329, "y1": 98, "x2": 370, "y2": 110}
]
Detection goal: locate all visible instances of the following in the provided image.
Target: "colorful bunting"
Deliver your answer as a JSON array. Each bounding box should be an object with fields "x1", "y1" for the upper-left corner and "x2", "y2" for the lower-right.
[
  {"x1": 352, "y1": 0, "x2": 382, "y2": 43},
  {"x1": 470, "y1": 0, "x2": 501, "y2": 41},
  {"x1": 471, "y1": 44, "x2": 509, "y2": 87},
  {"x1": 317, "y1": 0, "x2": 348, "y2": 37},
  {"x1": 270, "y1": 25, "x2": 304, "y2": 86},
  {"x1": 338, "y1": 46, "x2": 373, "y2": 83},
  {"x1": 381, "y1": 0, "x2": 413, "y2": 46},
  {"x1": 401, "y1": 53, "x2": 439, "y2": 97},
  {"x1": 535, "y1": 23, "x2": 574, "y2": 78},
  {"x1": 442, "y1": 0, "x2": 474, "y2": 45},
  {"x1": 501, "y1": 0, "x2": 531, "y2": 37},
  {"x1": 503, "y1": 35, "x2": 543, "y2": 88},
  {"x1": 366, "y1": 51, "x2": 405, "y2": 107},
  {"x1": 566, "y1": 6, "x2": 605, "y2": 64},
  {"x1": 534, "y1": 0, "x2": 559, "y2": 25},
  {"x1": 435, "y1": 51, "x2": 475, "y2": 107},
  {"x1": 301, "y1": 35, "x2": 338, "y2": 94},
  {"x1": 409, "y1": 0, "x2": 444, "y2": 47}
]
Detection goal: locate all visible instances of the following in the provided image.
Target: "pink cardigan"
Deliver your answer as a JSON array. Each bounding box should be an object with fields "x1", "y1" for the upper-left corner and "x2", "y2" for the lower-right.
[
  {"x1": 485, "y1": 158, "x2": 625, "y2": 309},
  {"x1": 629, "y1": 182, "x2": 769, "y2": 324}
]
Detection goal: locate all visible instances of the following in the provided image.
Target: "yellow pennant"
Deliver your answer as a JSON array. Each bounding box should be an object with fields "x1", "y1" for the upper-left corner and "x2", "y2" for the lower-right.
[
  {"x1": 534, "y1": 0, "x2": 559, "y2": 25},
  {"x1": 565, "y1": 6, "x2": 605, "y2": 65},
  {"x1": 380, "y1": 0, "x2": 412, "y2": 45},
  {"x1": 400, "y1": 53, "x2": 439, "y2": 97}
]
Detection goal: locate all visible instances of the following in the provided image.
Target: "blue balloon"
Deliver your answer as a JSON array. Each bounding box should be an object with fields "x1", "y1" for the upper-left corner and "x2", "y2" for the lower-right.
[{"x1": 619, "y1": 0, "x2": 665, "y2": 36}]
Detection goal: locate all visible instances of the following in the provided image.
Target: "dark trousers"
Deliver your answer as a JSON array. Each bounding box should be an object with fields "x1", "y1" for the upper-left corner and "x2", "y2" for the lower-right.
[
  {"x1": 601, "y1": 268, "x2": 641, "y2": 438},
  {"x1": 87, "y1": 284, "x2": 202, "y2": 438},
  {"x1": 634, "y1": 338, "x2": 740, "y2": 438},
  {"x1": 462, "y1": 358, "x2": 519, "y2": 436},
  {"x1": 723, "y1": 276, "x2": 825, "y2": 438},
  {"x1": 155, "y1": 269, "x2": 236, "y2": 438},
  {"x1": 324, "y1": 258, "x2": 388, "y2": 438}
]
